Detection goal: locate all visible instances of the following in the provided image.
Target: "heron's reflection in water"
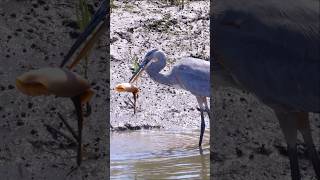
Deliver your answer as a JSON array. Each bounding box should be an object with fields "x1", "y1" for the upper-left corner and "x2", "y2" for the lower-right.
[{"x1": 111, "y1": 129, "x2": 210, "y2": 180}]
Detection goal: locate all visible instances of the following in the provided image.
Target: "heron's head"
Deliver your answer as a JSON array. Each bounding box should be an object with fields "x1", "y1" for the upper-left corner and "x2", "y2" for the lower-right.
[{"x1": 129, "y1": 49, "x2": 166, "y2": 83}]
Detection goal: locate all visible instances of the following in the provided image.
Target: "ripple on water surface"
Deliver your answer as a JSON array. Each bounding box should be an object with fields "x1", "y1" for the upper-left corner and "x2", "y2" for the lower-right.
[{"x1": 111, "y1": 129, "x2": 210, "y2": 180}]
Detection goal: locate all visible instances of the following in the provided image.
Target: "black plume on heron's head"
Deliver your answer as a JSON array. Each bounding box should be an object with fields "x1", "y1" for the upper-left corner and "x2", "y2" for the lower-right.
[{"x1": 144, "y1": 49, "x2": 159, "y2": 59}]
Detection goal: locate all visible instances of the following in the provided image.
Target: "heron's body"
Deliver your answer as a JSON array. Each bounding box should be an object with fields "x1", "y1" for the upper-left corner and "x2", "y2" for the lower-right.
[
  {"x1": 213, "y1": 0, "x2": 320, "y2": 179},
  {"x1": 146, "y1": 57, "x2": 210, "y2": 97}
]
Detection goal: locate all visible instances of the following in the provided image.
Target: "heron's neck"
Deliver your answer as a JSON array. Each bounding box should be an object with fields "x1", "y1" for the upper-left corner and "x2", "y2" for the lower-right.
[{"x1": 146, "y1": 67, "x2": 177, "y2": 86}]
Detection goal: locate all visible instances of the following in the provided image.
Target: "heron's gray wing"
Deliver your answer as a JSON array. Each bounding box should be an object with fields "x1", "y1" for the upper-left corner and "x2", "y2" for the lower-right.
[
  {"x1": 172, "y1": 58, "x2": 210, "y2": 97},
  {"x1": 214, "y1": 0, "x2": 320, "y2": 112}
]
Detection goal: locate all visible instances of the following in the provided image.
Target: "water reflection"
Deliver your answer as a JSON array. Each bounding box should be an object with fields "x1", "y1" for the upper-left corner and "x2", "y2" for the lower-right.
[{"x1": 111, "y1": 129, "x2": 210, "y2": 179}]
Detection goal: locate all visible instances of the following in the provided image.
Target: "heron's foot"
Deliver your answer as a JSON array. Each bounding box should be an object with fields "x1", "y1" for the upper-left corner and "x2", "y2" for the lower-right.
[{"x1": 199, "y1": 146, "x2": 204, "y2": 155}]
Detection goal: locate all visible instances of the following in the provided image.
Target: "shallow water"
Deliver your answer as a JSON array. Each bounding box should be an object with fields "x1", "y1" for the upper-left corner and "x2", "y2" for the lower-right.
[{"x1": 111, "y1": 129, "x2": 210, "y2": 180}]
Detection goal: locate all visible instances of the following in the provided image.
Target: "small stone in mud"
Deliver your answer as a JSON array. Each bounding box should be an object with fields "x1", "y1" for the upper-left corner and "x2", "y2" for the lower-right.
[
  {"x1": 21, "y1": 112, "x2": 26, "y2": 118},
  {"x1": 10, "y1": 13, "x2": 16, "y2": 18},
  {"x1": 37, "y1": 0, "x2": 46, "y2": 5},
  {"x1": 30, "y1": 129, "x2": 37, "y2": 135},
  {"x1": 27, "y1": 29, "x2": 34, "y2": 33},
  {"x1": 249, "y1": 153, "x2": 254, "y2": 160},
  {"x1": 235, "y1": 147, "x2": 243, "y2": 157},
  {"x1": 62, "y1": 20, "x2": 79, "y2": 29},
  {"x1": 240, "y1": 97, "x2": 247, "y2": 103},
  {"x1": 38, "y1": 19, "x2": 46, "y2": 24},
  {"x1": 28, "y1": 102, "x2": 33, "y2": 109},
  {"x1": 114, "y1": 126, "x2": 127, "y2": 131},
  {"x1": 17, "y1": 120, "x2": 24, "y2": 126},
  {"x1": 124, "y1": 123, "x2": 141, "y2": 130},
  {"x1": 94, "y1": 85, "x2": 100, "y2": 90},
  {"x1": 256, "y1": 144, "x2": 272, "y2": 156},
  {"x1": 32, "y1": 3, "x2": 38, "y2": 8},
  {"x1": 69, "y1": 31, "x2": 80, "y2": 39}
]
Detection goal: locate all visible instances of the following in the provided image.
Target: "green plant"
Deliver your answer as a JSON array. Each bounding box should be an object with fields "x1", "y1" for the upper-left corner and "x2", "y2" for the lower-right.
[
  {"x1": 130, "y1": 54, "x2": 140, "y2": 74},
  {"x1": 167, "y1": 0, "x2": 186, "y2": 9},
  {"x1": 111, "y1": 0, "x2": 117, "y2": 10},
  {"x1": 76, "y1": 0, "x2": 92, "y2": 79}
]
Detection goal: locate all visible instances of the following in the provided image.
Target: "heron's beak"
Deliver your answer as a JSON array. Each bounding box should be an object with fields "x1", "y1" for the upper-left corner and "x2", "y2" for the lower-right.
[
  {"x1": 129, "y1": 60, "x2": 152, "y2": 83},
  {"x1": 60, "y1": 0, "x2": 107, "y2": 69}
]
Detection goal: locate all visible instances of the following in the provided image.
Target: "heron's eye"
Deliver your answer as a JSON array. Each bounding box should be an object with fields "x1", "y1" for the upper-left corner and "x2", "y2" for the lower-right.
[{"x1": 151, "y1": 58, "x2": 158, "y2": 62}]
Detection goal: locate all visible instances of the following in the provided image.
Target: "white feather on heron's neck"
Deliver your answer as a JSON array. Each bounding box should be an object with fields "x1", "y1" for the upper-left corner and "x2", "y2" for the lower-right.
[{"x1": 145, "y1": 50, "x2": 178, "y2": 87}]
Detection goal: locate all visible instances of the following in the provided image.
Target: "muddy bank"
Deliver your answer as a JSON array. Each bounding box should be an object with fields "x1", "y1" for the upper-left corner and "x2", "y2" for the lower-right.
[
  {"x1": 110, "y1": 0, "x2": 210, "y2": 130},
  {"x1": 0, "y1": 1, "x2": 108, "y2": 179}
]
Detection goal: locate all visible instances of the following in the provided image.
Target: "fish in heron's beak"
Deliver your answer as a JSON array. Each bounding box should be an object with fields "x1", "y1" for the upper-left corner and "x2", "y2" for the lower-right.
[
  {"x1": 16, "y1": 68, "x2": 94, "y2": 104},
  {"x1": 60, "y1": 0, "x2": 107, "y2": 69},
  {"x1": 129, "y1": 58, "x2": 152, "y2": 83},
  {"x1": 115, "y1": 83, "x2": 139, "y2": 93}
]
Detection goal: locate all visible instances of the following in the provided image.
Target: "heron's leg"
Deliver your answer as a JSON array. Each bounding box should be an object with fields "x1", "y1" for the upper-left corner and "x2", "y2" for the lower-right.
[
  {"x1": 275, "y1": 110, "x2": 301, "y2": 180},
  {"x1": 133, "y1": 92, "x2": 137, "y2": 114},
  {"x1": 196, "y1": 96, "x2": 206, "y2": 147},
  {"x1": 297, "y1": 112, "x2": 320, "y2": 179},
  {"x1": 71, "y1": 96, "x2": 84, "y2": 166},
  {"x1": 203, "y1": 97, "x2": 211, "y2": 121},
  {"x1": 199, "y1": 110, "x2": 205, "y2": 147}
]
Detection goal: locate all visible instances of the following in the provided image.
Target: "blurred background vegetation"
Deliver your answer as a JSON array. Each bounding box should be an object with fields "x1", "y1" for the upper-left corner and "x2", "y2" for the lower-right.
[{"x1": 76, "y1": 0, "x2": 92, "y2": 79}]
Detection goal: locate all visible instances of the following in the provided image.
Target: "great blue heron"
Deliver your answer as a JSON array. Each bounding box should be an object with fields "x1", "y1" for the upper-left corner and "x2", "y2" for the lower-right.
[
  {"x1": 213, "y1": 0, "x2": 320, "y2": 179},
  {"x1": 61, "y1": 0, "x2": 210, "y2": 147},
  {"x1": 129, "y1": 49, "x2": 211, "y2": 146}
]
